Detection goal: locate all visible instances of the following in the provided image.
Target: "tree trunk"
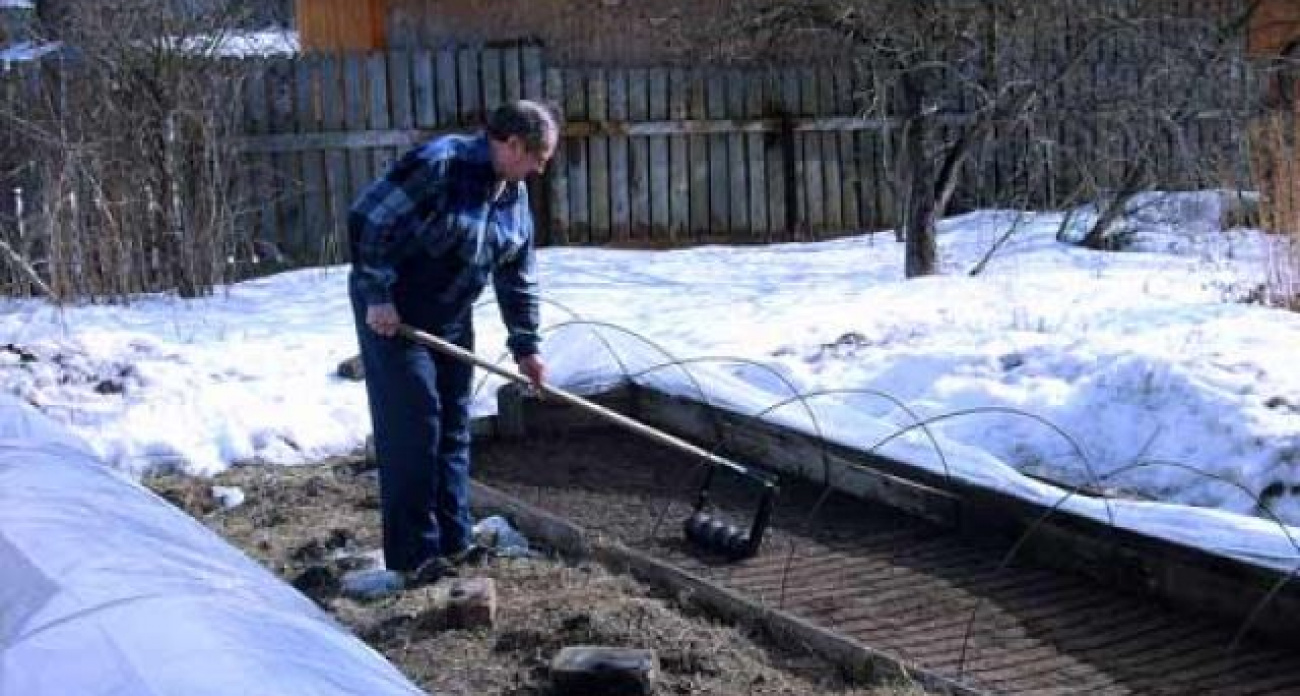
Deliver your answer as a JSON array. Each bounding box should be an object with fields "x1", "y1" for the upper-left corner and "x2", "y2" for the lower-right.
[
  {"x1": 901, "y1": 74, "x2": 937, "y2": 278},
  {"x1": 1080, "y1": 156, "x2": 1148, "y2": 250}
]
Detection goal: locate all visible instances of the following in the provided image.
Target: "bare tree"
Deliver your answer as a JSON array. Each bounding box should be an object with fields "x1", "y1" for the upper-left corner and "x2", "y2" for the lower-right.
[
  {"x1": 0, "y1": 0, "x2": 262, "y2": 300},
  {"x1": 743, "y1": 0, "x2": 1255, "y2": 276}
]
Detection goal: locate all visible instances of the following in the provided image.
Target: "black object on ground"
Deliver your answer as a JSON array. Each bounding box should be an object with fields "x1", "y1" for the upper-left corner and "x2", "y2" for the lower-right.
[{"x1": 551, "y1": 646, "x2": 658, "y2": 696}]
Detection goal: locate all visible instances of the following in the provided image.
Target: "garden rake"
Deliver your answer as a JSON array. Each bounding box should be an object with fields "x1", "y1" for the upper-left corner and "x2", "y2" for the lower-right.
[{"x1": 396, "y1": 324, "x2": 779, "y2": 560}]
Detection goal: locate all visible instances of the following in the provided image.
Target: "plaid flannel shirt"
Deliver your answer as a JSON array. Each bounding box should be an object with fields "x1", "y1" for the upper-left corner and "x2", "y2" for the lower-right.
[{"x1": 347, "y1": 133, "x2": 541, "y2": 359}]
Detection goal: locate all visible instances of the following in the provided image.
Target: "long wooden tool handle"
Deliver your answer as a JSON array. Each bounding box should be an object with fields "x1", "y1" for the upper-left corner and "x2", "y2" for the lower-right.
[{"x1": 396, "y1": 324, "x2": 772, "y2": 486}]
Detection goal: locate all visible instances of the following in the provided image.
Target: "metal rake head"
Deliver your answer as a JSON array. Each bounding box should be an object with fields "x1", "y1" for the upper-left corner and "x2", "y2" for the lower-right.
[{"x1": 682, "y1": 467, "x2": 777, "y2": 560}]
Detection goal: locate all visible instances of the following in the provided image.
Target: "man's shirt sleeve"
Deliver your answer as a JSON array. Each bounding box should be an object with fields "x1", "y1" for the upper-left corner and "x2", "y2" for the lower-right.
[
  {"x1": 493, "y1": 193, "x2": 541, "y2": 359},
  {"x1": 348, "y1": 149, "x2": 450, "y2": 306}
]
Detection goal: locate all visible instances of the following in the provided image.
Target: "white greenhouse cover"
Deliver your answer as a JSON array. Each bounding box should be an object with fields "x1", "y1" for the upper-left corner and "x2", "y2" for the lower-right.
[{"x1": 0, "y1": 395, "x2": 426, "y2": 696}]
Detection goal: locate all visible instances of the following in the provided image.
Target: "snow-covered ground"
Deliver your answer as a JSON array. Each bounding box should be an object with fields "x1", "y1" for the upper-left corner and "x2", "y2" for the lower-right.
[
  {"x1": 173, "y1": 28, "x2": 299, "y2": 58},
  {"x1": 3, "y1": 191, "x2": 1299, "y2": 567}
]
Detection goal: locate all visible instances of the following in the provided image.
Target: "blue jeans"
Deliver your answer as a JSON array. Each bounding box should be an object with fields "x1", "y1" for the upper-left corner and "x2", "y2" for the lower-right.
[{"x1": 349, "y1": 274, "x2": 475, "y2": 573}]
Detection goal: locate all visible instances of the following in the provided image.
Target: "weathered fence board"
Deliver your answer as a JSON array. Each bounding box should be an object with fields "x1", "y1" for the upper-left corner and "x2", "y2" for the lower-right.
[
  {"x1": 343, "y1": 54, "x2": 369, "y2": 227},
  {"x1": 545, "y1": 68, "x2": 570, "y2": 246},
  {"x1": 502, "y1": 46, "x2": 521, "y2": 104},
  {"x1": 294, "y1": 58, "x2": 323, "y2": 261},
  {"x1": 389, "y1": 51, "x2": 414, "y2": 131},
  {"x1": 727, "y1": 71, "x2": 749, "y2": 240},
  {"x1": 668, "y1": 68, "x2": 690, "y2": 242},
  {"x1": 267, "y1": 58, "x2": 299, "y2": 258},
  {"x1": 587, "y1": 69, "x2": 611, "y2": 245},
  {"x1": 745, "y1": 71, "x2": 769, "y2": 240},
  {"x1": 800, "y1": 69, "x2": 823, "y2": 238},
  {"x1": 649, "y1": 70, "x2": 671, "y2": 239},
  {"x1": 436, "y1": 49, "x2": 457, "y2": 127},
  {"x1": 244, "y1": 67, "x2": 275, "y2": 251},
  {"x1": 522, "y1": 46, "x2": 544, "y2": 101},
  {"x1": 366, "y1": 53, "x2": 391, "y2": 182},
  {"x1": 628, "y1": 68, "x2": 650, "y2": 241},
  {"x1": 322, "y1": 55, "x2": 350, "y2": 263},
  {"x1": 836, "y1": 67, "x2": 861, "y2": 233},
  {"x1": 482, "y1": 48, "x2": 503, "y2": 113},
  {"x1": 608, "y1": 70, "x2": 630, "y2": 243},
  {"x1": 706, "y1": 72, "x2": 728, "y2": 235},
  {"x1": 457, "y1": 47, "x2": 481, "y2": 126},
  {"x1": 766, "y1": 71, "x2": 788, "y2": 242},
  {"x1": 866, "y1": 125, "x2": 894, "y2": 232},
  {"x1": 413, "y1": 49, "x2": 436, "y2": 128},
  {"x1": 687, "y1": 71, "x2": 709, "y2": 237},
  {"x1": 565, "y1": 67, "x2": 590, "y2": 244}
]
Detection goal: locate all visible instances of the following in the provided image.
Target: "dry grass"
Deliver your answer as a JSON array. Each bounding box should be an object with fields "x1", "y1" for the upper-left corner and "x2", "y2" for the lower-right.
[{"x1": 147, "y1": 459, "x2": 931, "y2": 696}]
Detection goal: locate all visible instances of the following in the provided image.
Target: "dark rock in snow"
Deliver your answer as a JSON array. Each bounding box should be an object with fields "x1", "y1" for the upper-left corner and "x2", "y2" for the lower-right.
[
  {"x1": 94, "y1": 378, "x2": 125, "y2": 395},
  {"x1": 999, "y1": 353, "x2": 1025, "y2": 371},
  {"x1": 2, "y1": 344, "x2": 38, "y2": 362},
  {"x1": 337, "y1": 354, "x2": 365, "y2": 381}
]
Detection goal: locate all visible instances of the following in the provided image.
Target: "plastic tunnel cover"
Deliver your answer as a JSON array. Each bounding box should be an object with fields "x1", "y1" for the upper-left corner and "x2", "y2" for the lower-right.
[{"x1": 0, "y1": 396, "x2": 425, "y2": 696}]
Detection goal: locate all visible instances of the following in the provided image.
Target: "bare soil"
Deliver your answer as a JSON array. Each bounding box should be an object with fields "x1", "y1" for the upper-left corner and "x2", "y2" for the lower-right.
[{"x1": 146, "y1": 450, "x2": 929, "y2": 696}]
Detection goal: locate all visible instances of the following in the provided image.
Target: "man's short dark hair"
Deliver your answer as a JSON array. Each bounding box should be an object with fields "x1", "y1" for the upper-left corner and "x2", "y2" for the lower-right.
[{"x1": 486, "y1": 100, "x2": 562, "y2": 154}]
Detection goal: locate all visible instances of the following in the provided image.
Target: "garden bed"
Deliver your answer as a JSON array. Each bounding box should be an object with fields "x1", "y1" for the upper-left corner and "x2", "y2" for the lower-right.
[{"x1": 147, "y1": 450, "x2": 925, "y2": 696}]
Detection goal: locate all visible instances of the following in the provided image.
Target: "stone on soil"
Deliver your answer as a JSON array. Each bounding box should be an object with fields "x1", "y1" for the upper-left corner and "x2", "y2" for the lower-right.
[
  {"x1": 550, "y1": 645, "x2": 658, "y2": 696},
  {"x1": 413, "y1": 577, "x2": 498, "y2": 632}
]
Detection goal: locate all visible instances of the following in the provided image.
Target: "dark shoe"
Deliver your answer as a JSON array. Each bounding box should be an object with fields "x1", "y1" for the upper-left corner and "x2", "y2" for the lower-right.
[
  {"x1": 445, "y1": 543, "x2": 489, "y2": 567},
  {"x1": 406, "y1": 556, "x2": 456, "y2": 588}
]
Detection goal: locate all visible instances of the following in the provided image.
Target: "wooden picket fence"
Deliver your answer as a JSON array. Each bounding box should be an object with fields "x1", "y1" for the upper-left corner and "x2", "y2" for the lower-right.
[
  {"x1": 235, "y1": 43, "x2": 1246, "y2": 265},
  {"x1": 237, "y1": 46, "x2": 901, "y2": 264},
  {"x1": 545, "y1": 65, "x2": 899, "y2": 247}
]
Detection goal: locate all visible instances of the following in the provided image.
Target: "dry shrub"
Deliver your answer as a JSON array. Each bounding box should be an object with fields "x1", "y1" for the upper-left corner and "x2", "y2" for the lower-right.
[{"x1": 0, "y1": 1, "x2": 263, "y2": 301}]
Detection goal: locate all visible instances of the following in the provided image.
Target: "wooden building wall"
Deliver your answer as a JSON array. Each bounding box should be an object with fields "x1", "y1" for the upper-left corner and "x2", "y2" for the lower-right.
[
  {"x1": 1249, "y1": 0, "x2": 1300, "y2": 57},
  {"x1": 1248, "y1": 1, "x2": 1300, "y2": 248},
  {"x1": 295, "y1": 0, "x2": 387, "y2": 53},
  {"x1": 302, "y1": 0, "x2": 848, "y2": 65}
]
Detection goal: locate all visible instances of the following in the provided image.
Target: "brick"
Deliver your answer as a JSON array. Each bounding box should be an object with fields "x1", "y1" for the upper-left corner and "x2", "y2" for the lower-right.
[{"x1": 414, "y1": 577, "x2": 497, "y2": 631}]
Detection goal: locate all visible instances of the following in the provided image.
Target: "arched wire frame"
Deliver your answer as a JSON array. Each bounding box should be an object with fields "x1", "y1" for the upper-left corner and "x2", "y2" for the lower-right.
[{"x1": 956, "y1": 459, "x2": 1300, "y2": 676}]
